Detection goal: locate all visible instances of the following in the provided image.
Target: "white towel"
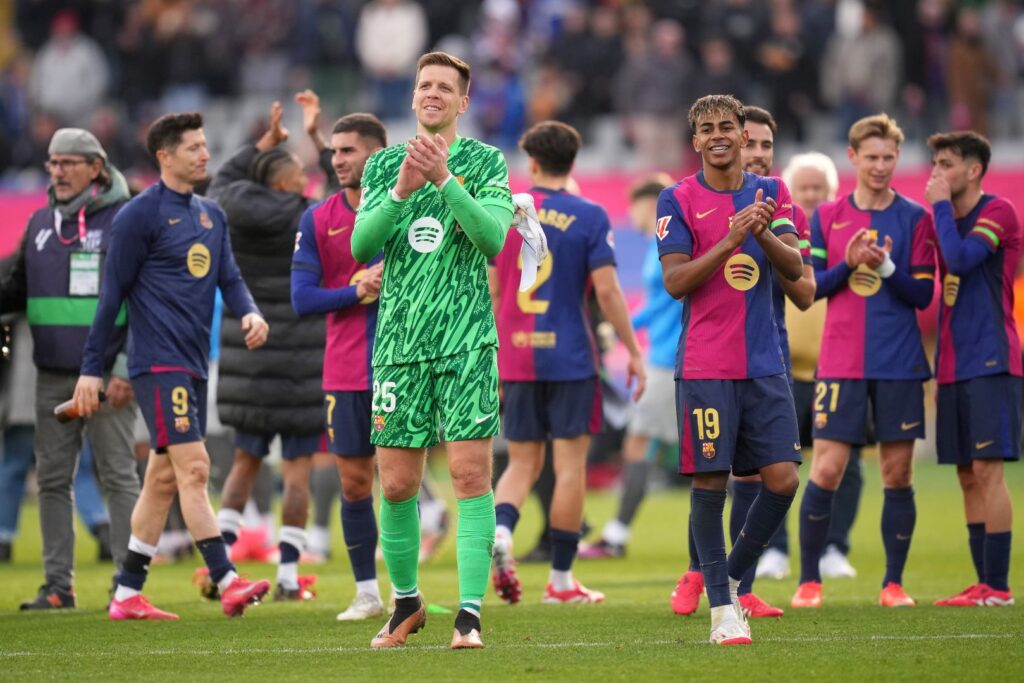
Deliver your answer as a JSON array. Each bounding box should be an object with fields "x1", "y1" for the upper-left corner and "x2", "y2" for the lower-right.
[{"x1": 512, "y1": 193, "x2": 548, "y2": 292}]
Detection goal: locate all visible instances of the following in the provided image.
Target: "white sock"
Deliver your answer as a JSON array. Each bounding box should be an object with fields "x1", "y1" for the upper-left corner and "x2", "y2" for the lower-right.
[
  {"x1": 549, "y1": 568, "x2": 574, "y2": 591},
  {"x1": 279, "y1": 525, "x2": 307, "y2": 552},
  {"x1": 728, "y1": 576, "x2": 741, "y2": 605},
  {"x1": 277, "y1": 526, "x2": 306, "y2": 590},
  {"x1": 356, "y1": 579, "x2": 380, "y2": 598},
  {"x1": 308, "y1": 525, "x2": 330, "y2": 555},
  {"x1": 495, "y1": 525, "x2": 513, "y2": 549},
  {"x1": 261, "y1": 513, "x2": 276, "y2": 543},
  {"x1": 114, "y1": 585, "x2": 140, "y2": 601},
  {"x1": 461, "y1": 600, "x2": 481, "y2": 618},
  {"x1": 217, "y1": 570, "x2": 239, "y2": 592},
  {"x1": 217, "y1": 508, "x2": 243, "y2": 539},
  {"x1": 602, "y1": 519, "x2": 630, "y2": 546},
  {"x1": 115, "y1": 535, "x2": 156, "y2": 601},
  {"x1": 242, "y1": 499, "x2": 261, "y2": 529},
  {"x1": 128, "y1": 534, "x2": 159, "y2": 557},
  {"x1": 278, "y1": 562, "x2": 299, "y2": 590},
  {"x1": 711, "y1": 603, "x2": 737, "y2": 626}
]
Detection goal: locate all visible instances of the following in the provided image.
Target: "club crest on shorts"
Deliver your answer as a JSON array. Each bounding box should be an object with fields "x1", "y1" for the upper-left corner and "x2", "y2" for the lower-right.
[
  {"x1": 174, "y1": 416, "x2": 190, "y2": 433},
  {"x1": 373, "y1": 415, "x2": 385, "y2": 432},
  {"x1": 815, "y1": 412, "x2": 828, "y2": 429},
  {"x1": 702, "y1": 441, "x2": 716, "y2": 460}
]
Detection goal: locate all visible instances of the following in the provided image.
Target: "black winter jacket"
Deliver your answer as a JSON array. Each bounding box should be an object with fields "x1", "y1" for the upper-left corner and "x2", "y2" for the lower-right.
[{"x1": 208, "y1": 146, "x2": 325, "y2": 436}]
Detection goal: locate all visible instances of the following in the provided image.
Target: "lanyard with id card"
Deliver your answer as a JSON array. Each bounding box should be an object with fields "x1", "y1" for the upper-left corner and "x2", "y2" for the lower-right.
[
  {"x1": 69, "y1": 251, "x2": 101, "y2": 296},
  {"x1": 55, "y1": 200, "x2": 101, "y2": 297}
]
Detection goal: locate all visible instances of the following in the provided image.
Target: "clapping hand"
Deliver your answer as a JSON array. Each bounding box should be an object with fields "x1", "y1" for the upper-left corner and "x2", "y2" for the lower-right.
[{"x1": 256, "y1": 101, "x2": 288, "y2": 151}]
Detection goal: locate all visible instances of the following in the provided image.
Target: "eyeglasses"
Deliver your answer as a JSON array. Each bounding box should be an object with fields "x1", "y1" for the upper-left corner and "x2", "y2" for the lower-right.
[{"x1": 45, "y1": 158, "x2": 90, "y2": 172}]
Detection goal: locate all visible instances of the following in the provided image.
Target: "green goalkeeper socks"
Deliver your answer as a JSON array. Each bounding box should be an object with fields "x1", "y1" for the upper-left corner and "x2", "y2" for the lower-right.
[
  {"x1": 456, "y1": 491, "x2": 496, "y2": 615},
  {"x1": 380, "y1": 494, "x2": 420, "y2": 598}
]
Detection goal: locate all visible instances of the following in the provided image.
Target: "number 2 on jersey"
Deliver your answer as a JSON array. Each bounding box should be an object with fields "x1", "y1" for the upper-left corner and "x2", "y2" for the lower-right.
[{"x1": 516, "y1": 251, "x2": 553, "y2": 315}]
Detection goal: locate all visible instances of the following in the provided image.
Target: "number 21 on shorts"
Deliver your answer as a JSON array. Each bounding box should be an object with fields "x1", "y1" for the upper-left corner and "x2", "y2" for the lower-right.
[
  {"x1": 372, "y1": 381, "x2": 397, "y2": 413},
  {"x1": 814, "y1": 381, "x2": 840, "y2": 413}
]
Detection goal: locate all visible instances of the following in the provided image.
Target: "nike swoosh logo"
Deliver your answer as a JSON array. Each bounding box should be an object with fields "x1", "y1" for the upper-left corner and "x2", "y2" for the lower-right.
[
  {"x1": 696, "y1": 208, "x2": 717, "y2": 219},
  {"x1": 328, "y1": 226, "x2": 349, "y2": 236},
  {"x1": 831, "y1": 221, "x2": 850, "y2": 230},
  {"x1": 808, "y1": 513, "x2": 829, "y2": 521},
  {"x1": 975, "y1": 440, "x2": 995, "y2": 450},
  {"x1": 896, "y1": 533, "x2": 912, "y2": 541},
  {"x1": 168, "y1": 218, "x2": 182, "y2": 225},
  {"x1": 475, "y1": 414, "x2": 494, "y2": 424},
  {"x1": 900, "y1": 421, "x2": 921, "y2": 431}
]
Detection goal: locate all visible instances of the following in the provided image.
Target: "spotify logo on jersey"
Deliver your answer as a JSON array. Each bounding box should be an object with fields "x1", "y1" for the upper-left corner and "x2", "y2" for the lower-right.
[
  {"x1": 187, "y1": 243, "x2": 211, "y2": 278},
  {"x1": 943, "y1": 274, "x2": 960, "y2": 307},
  {"x1": 724, "y1": 253, "x2": 759, "y2": 291},
  {"x1": 849, "y1": 264, "x2": 881, "y2": 297},
  {"x1": 408, "y1": 217, "x2": 445, "y2": 253}
]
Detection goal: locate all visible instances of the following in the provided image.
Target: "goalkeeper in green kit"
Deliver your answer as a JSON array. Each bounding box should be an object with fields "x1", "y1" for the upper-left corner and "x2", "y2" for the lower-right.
[{"x1": 351, "y1": 51, "x2": 515, "y2": 650}]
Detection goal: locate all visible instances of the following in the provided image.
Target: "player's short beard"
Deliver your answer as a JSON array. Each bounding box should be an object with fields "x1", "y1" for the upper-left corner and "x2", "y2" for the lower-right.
[{"x1": 744, "y1": 160, "x2": 769, "y2": 177}]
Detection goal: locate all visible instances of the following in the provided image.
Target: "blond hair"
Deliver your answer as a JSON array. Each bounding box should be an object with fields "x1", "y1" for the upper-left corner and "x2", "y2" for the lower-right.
[{"x1": 848, "y1": 113, "x2": 904, "y2": 151}]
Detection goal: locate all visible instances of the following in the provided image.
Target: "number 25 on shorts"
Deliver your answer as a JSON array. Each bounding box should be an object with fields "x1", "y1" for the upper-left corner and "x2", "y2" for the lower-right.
[{"x1": 372, "y1": 381, "x2": 397, "y2": 413}]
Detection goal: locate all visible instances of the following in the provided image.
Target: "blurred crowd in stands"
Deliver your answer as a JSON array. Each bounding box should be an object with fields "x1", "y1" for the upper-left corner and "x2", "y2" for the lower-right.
[{"x1": 1, "y1": 0, "x2": 1023, "y2": 182}]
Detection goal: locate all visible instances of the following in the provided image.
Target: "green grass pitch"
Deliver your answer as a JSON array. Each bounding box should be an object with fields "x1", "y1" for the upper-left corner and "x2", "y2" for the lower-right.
[{"x1": 1, "y1": 461, "x2": 1022, "y2": 681}]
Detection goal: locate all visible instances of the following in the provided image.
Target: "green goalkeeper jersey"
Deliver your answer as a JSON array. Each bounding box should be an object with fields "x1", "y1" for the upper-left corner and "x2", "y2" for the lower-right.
[{"x1": 357, "y1": 136, "x2": 513, "y2": 366}]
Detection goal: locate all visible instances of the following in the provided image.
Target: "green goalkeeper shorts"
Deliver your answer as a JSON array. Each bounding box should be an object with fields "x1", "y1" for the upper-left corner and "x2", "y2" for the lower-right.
[{"x1": 370, "y1": 346, "x2": 500, "y2": 449}]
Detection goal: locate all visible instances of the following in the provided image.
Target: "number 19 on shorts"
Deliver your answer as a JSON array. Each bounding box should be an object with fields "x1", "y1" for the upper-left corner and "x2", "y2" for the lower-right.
[{"x1": 372, "y1": 381, "x2": 397, "y2": 413}]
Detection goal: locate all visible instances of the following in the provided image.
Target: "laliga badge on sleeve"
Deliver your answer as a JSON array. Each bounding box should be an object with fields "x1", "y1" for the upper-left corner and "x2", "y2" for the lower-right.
[{"x1": 512, "y1": 193, "x2": 548, "y2": 292}]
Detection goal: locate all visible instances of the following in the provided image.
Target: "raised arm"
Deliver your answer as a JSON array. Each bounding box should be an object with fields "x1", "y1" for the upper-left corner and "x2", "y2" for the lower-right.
[
  {"x1": 658, "y1": 190, "x2": 773, "y2": 299},
  {"x1": 404, "y1": 135, "x2": 513, "y2": 258},
  {"x1": 351, "y1": 151, "x2": 409, "y2": 263},
  {"x1": 925, "y1": 177, "x2": 997, "y2": 275}
]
